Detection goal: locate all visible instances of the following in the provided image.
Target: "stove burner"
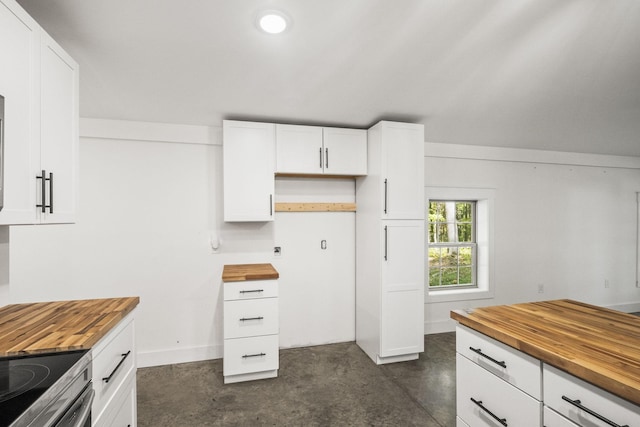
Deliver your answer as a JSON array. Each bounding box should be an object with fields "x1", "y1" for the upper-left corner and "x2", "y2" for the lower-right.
[{"x1": 0, "y1": 364, "x2": 50, "y2": 403}]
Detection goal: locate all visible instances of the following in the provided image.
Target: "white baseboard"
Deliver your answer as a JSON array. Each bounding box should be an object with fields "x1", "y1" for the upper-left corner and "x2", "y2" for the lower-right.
[
  {"x1": 137, "y1": 344, "x2": 222, "y2": 368},
  {"x1": 424, "y1": 319, "x2": 457, "y2": 335},
  {"x1": 603, "y1": 301, "x2": 640, "y2": 313}
]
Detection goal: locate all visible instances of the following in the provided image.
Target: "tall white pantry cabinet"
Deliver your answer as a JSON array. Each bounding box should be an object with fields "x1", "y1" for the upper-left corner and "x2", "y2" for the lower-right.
[{"x1": 355, "y1": 121, "x2": 425, "y2": 364}]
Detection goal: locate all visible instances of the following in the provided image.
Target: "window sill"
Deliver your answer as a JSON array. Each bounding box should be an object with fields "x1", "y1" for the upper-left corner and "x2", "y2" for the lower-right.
[{"x1": 426, "y1": 287, "x2": 494, "y2": 303}]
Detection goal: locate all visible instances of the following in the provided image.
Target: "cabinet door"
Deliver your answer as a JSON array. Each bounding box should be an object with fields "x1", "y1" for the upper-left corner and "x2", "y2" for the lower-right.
[
  {"x1": 380, "y1": 220, "x2": 424, "y2": 357},
  {"x1": 380, "y1": 122, "x2": 424, "y2": 220},
  {"x1": 223, "y1": 120, "x2": 275, "y2": 222},
  {"x1": 322, "y1": 127, "x2": 366, "y2": 176},
  {"x1": 39, "y1": 31, "x2": 78, "y2": 224},
  {"x1": 0, "y1": 0, "x2": 39, "y2": 224},
  {"x1": 275, "y1": 124, "x2": 323, "y2": 174}
]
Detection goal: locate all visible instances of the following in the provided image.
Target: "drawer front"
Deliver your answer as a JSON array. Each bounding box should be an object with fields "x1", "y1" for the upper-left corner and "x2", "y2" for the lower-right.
[
  {"x1": 457, "y1": 354, "x2": 541, "y2": 427},
  {"x1": 224, "y1": 334, "x2": 279, "y2": 376},
  {"x1": 544, "y1": 406, "x2": 579, "y2": 427},
  {"x1": 456, "y1": 416, "x2": 471, "y2": 427},
  {"x1": 457, "y1": 325, "x2": 542, "y2": 399},
  {"x1": 224, "y1": 279, "x2": 278, "y2": 301},
  {"x1": 544, "y1": 364, "x2": 640, "y2": 427},
  {"x1": 92, "y1": 315, "x2": 136, "y2": 420},
  {"x1": 224, "y1": 298, "x2": 278, "y2": 339}
]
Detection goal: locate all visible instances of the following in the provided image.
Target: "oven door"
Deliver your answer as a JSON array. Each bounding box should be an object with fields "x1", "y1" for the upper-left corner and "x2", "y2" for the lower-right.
[{"x1": 54, "y1": 383, "x2": 93, "y2": 427}]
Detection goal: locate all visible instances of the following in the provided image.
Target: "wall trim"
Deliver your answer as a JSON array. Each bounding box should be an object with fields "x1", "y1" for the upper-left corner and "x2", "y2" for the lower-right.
[
  {"x1": 137, "y1": 344, "x2": 222, "y2": 368},
  {"x1": 603, "y1": 301, "x2": 640, "y2": 314},
  {"x1": 425, "y1": 319, "x2": 456, "y2": 335},
  {"x1": 80, "y1": 118, "x2": 222, "y2": 146},
  {"x1": 426, "y1": 142, "x2": 640, "y2": 169}
]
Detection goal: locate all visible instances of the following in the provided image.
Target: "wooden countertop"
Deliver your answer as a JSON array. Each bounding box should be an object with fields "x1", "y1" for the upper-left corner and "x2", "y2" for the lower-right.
[
  {"x1": 222, "y1": 263, "x2": 279, "y2": 282},
  {"x1": 451, "y1": 299, "x2": 640, "y2": 406},
  {"x1": 0, "y1": 297, "x2": 139, "y2": 357}
]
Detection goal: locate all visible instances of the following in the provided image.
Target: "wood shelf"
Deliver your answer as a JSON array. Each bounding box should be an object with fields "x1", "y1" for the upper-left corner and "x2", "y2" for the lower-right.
[{"x1": 275, "y1": 202, "x2": 356, "y2": 212}]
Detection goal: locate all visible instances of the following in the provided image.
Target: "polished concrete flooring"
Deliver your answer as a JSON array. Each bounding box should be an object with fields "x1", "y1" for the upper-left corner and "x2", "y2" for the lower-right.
[{"x1": 137, "y1": 332, "x2": 456, "y2": 426}]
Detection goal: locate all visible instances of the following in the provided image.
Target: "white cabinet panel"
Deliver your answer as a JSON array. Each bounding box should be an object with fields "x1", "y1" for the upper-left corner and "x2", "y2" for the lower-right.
[
  {"x1": 544, "y1": 406, "x2": 579, "y2": 427},
  {"x1": 457, "y1": 354, "x2": 541, "y2": 427},
  {"x1": 223, "y1": 298, "x2": 278, "y2": 339},
  {"x1": 223, "y1": 334, "x2": 279, "y2": 378},
  {"x1": 322, "y1": 127, "x2": 366, "y2": 176},
  {"x1": 223, "y1": 120, "x2": 275, "y2": 222},
  {"x1": 544, "y1": 364, "x2": 640, "y2": 427},
  {"x1": 276, "y1": 124, "x2": 323, "y2": 174},
  {"x1": 224, "y1": 279, "x2": 278, "y2": 301},
  {"x1": 456, "y1": 325, "x2": 541, "y2": 400}
]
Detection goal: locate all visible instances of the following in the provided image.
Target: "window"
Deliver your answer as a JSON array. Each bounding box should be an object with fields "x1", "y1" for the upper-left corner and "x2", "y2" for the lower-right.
[
  {"x1": 425, "y1": 187, "x2": 494, "y2": 303},
  {"x1": 428, "y1": 201, "x2": 477, "y2": 289}
]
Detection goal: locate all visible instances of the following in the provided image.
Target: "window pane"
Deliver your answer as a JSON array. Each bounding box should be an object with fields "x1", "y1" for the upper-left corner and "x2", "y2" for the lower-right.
[
  {"x1": 440, "y1": 267, "x2": 458, "y2": 285},
  {"x1": 457, "y1": 223, "x2": 472, "y2": 242},
  {"x1": 459, "y1": 267, "x2": 473, "y2": 285},
  {"x1": 428, "y1": 268, "x2": 442, "y2": 287},
  {"x1": 458, "y1": 247, "x2": 472, "y2": 266},
  {"x1": 428, "y1": 247, "x2": 443, "y2": 267}
]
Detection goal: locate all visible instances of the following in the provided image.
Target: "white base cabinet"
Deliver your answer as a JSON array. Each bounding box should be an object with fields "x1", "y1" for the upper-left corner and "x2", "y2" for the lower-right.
[
  {"x1": 223, "y1": 278, "x2": 279, "y2": 384},
  {"x1": 92, "y1": 310, "x2": 137, "y2": 427}
]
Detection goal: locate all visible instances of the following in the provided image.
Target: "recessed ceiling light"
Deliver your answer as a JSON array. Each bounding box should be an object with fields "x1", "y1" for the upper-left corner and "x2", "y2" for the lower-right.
[{"x1": 257, "y1": 10, "x2": 290, "y2": 34}]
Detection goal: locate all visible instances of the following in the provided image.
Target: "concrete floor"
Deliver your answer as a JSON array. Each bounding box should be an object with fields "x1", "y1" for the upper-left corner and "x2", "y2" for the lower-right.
[{"x1": 137, "y1": 332, "x2": 456, "y2": 427}]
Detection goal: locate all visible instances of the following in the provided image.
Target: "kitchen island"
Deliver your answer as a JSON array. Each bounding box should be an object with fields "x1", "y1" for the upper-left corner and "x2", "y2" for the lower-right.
[{"x1": 451, "y1": 299, "x2": 640, "y2": 426}]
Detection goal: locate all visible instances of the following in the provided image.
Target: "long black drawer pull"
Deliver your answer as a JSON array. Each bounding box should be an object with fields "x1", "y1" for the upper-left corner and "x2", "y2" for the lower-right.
[
  {"x1": 240, "y1": 316, "x2": 264, "y2": 321},
  {"x1": 469, "y1": 347, "x2": 507, "y2": 368},
  {"x1": 239, "y1": 289, "x2": 264, "y2": 294},
  {"x1": 470, "y1": 398, "x2": 507, "y2": 427},
  {"x1": 102, "y1": 350, "x2": 131, "y2": 383},
  {"x1": 242, "y1": 352, "x2": 266, "y2": 358},
  {"x1": 561, "y1": 396, "x2": 629, "y2": 427}
]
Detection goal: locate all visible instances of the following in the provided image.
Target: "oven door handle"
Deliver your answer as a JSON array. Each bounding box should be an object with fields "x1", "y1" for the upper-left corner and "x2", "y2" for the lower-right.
[{"x1": 55, "y1": 384, "x2": 94, "y2": 427}]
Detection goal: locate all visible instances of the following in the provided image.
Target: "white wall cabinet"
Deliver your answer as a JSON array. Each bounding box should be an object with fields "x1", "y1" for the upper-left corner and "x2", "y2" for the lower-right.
[
  {"x1": 223, "y1": 120, "x2": 275, "y2": 222},
  {"x1": 355, "y1": 121, "x2": 425, "y2": 365},
  {"x1": 276, "y1": 124, "x2": 366, "y2": 176},
  {"x1": 0, "y1": 0, "x2": 78, "y2": 225},
  {"x1": 92, "y1": 310, "x2": 137, "y2": 427}
]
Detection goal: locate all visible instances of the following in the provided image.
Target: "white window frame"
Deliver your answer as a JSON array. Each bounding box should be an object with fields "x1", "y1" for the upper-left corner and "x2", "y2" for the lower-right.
[{"x1": 425, "y1": 187, "x2": 495, "y2": 303}]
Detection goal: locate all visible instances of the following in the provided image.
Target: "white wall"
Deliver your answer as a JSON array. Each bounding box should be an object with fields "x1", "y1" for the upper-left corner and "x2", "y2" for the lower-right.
[
  {"x1": 424, "y1": 142, "x2": 640, "y2": 333},
  {"x1": 7, "y1": 119, "x2": 356, "y2": 367}
]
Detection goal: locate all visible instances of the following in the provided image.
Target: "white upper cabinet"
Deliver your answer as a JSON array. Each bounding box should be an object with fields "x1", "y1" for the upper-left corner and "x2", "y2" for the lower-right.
[
  {"x1": 0, "y1": 0, "x2": 78, "y2": 225},
  {"x1": 223, "y1": 120, "x2": 275, "y2": 222},
  {"x1": 276, "y1": 124, "x2": 366, "y2": 176}
]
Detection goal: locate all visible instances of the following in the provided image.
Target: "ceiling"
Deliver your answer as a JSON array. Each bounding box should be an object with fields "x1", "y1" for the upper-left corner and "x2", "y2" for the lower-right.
[{"x1": 16, "y1": 0, "x2": 640, "y2": 157}]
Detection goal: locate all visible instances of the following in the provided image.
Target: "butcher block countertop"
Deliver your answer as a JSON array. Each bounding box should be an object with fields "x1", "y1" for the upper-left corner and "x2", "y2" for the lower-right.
[
  {"x1": 451, "y1": 299, "x2": 640, "y2": 406},
  {"x1": 0, "y1": 297, "x2": 139, "y2": 358},
  {"x1": 222, "y1": 263, "x2": 279, "y2": 282}
]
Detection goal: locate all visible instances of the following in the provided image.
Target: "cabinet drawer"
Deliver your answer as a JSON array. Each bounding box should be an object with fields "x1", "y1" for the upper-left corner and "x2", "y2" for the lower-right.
[
  {"x1": 544, "y1": 364, "x2": 640, "y2": 427},
  {"x1": 92, "y1": 314, "x2": 135, "y2": 421},
  {"x1": 224, "y1": 298, "x2": 278, "y2": 339},
  {"x1": 456, "y1": 325, "x2": 542, "y2": 399},
  {"x1": 457, "y1": 354, "x2": 541, "y2": 427},
  {"x1": 544, "y1": 406, "x2": 579, "y2": 427},
  {"x1": 224, "y1": 279, "x2": 278, "y2": 300},
  {"x1": 224, "y1": 334, "x2": 279, "y2": 377}
]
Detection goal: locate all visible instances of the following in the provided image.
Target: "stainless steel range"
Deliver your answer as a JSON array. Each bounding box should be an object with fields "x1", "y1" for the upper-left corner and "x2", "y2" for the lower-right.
[{"x1": 0, "y1": 350, "x2": 93, "y2": 427}]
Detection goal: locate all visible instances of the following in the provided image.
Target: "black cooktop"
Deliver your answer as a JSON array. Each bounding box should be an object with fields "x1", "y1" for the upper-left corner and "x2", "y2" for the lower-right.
[{"x1": 0, "y1": 350, "x2": 87, "y2": 427}]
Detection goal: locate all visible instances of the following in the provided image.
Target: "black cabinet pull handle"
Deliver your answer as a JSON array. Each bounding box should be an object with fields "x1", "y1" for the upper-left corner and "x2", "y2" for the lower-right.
[
  {"x1": 240, "y1": 316, "x2": 264, "y2": 321},
  {"x1": 102, "y1": 350, "x2": 131, "y2": 383},
  {"x1": 239, "y1": 289, "x2": 264, "y2": 294},
  {"x1": 242, "y1": 352, "x2": 266, "y2": 358},
  {"x1": 36, "y1": 170, "x2": 46, "y2": 213},
  {"x1": 561, "y1": 396, "x2": 629, "y2": 427},
  {"x1": 470, "y1": 398, "x2": 507, "y2": 427},
  {"x1": 383, "y1": 178, "x2": 388, "y2": 214},
  {"x1": 469, "y1": 347, "x2": 507, "y2": 368},
  {"x1": 319, "y1": 147, "x2": 323, "y2": 168},
  {"x1": 384, "y1": 226, "x2": 388, "y2": 261},
  {"x1": 269, "y1": 194, "x2": 273, "y2": 216},
  {"x1": 325, "y1": 148, "x2": 329, "y2": 168},
  {"x1": 48, "y1": 172, "x2": 53, "y2": 214}
]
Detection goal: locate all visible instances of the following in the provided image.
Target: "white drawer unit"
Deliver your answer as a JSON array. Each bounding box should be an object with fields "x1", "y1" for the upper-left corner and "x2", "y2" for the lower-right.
[
  {"x1": 543, "y1": 406, "x2": 579, "y2": 427},
  {"x1": 223, "y1": 275, "x2": 279, "y2": 384},
  {"x1": 91, "y1": 310, "x2": 137, "y2": 427},
  {"x1": 457, "y1": 354, "x2": 542, "y2": 427},
  {"x1": 456, "y1": 325, "x2": 542, "y2": 400},
  {"x1": 544, "y1": 364, "x2": 640, "y2": 427}
]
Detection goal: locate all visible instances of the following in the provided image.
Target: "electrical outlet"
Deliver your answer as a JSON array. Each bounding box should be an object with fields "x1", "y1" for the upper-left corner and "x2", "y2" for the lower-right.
[
  {"x1": 274, "y1": 246, "x2": 282, "y2": 257},
  {"x1": 538, "y1": 284, "x2": 544, "y2": 294}
]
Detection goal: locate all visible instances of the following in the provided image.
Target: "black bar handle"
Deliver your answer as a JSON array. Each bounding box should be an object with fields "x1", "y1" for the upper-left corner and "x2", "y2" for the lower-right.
[
  {"x1": 102, "y1": 350, "x2": 131, "y2": 383},
  {"x1": 47, "y1": 172, "x2": 53, "y2": 214},
  {"x1": 242, "y1": 352, "x2": 266, "y2": 358},
  {"x1": 383, "y1": 178, "x2": 388, "y2": 214},
  {"x1": 319, "y1": 147, "x2": 323, "y2": 168},
  {"x1": 239, "y1": 289, "x2": 264, "y2": 294},
  {"x1": 469, "y1": 347, "x2": 507, "y2": 368},
  {"x1": 269, "y1": 194, "x2": 273, "y2": 216},
  {"x1": 561, "y1": 396, "x2": 629, "y2": 427},
  {"x1": 36, "y1": 170, "x2": 46, "y2": 213},
  {"x1": 325, "y1": 148, "x2": 329, "y2": 168},
  {"x1": 384, "y1": 226, "x2": 388, "y2": 261},
  {"x1": 470, "y1": 398, "x2": 507, "y2": 427},
  {"x1": 240, "y1": 316, "x2": 264, "y2": 321}
]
